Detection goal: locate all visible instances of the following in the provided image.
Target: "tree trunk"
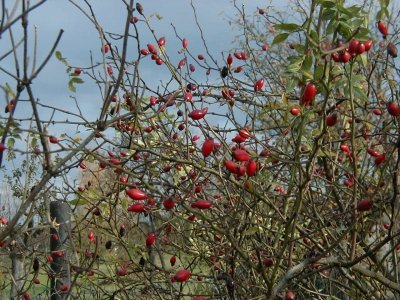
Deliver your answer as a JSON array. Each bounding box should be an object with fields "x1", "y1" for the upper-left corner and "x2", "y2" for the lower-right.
[
  {"x1": 49, "y1": 201, "x2": 71, "y2": 300},
  {"x1": 10, "y1": 251, "x2": 24, "y2": 300}
]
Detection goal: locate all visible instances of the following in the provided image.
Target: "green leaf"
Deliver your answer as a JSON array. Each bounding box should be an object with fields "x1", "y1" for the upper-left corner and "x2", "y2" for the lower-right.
[
  {"x1": 285, "y1": 79, "x2": 297, "y2": 93},
  {"x1": 68, "y1": 81, "x2": 76, "y2": 92},
  {"x1": 326, "y1": 19, "x2": 337, "y2": 35},
  {"x1": 30, "y1": 137, "x2": 37, "y2": 148},
  {"x1": 121, "y1": 198, "x2": 128, "y2": 209},
  {"x1": 70, "y1": 77, "x2": 84, "y2": 84},
  {"x1": 4, "y1": 83, "x2": 16, "y2": 98},
  {"x1": 274, "y1": 23, "x2": 300, "y2": 32},
  {"x1": 272, "y1": 33, "x2": 289, "y2": 45},
  {"x1": 318, "y1": 0, "x2": 337, "y2": 8},
  {"x1": 358, "y1": 52, "x2": 368, "y2": 68},
  {"x1": 70, "y1": 197, "x2": 88, "y2": 206},
  {"x1": 376, "y1": 8, "x2": 389, "y2": 20},
  {"x1": 286, "y1": 63, "x2": 301, "y2": 73},
  {"x1": 388, "y1": 80, "x2": 398, "y2": 91},
  {"x1": 337, "y1": 21, "x2": 353, "y2": 39},
  {"x1": 353, "y1": 86, "x2": 368, "y2": 102},
  {"x1": 68, "y1": 77, "x2": 84, "y2": 93},
  {"x1": 55, "y1": 51, "x2": 63, "y2": 60},
  {"x1": 244, "y1": 226, "x2": 260, "y2": 235},
  {"x1": 309, "y1": 30, "x2": 319, "y2": 45},
  {"x1": 302, "y1": 53, "x2": 313, "y2": 72},
  {"x1": 7, "y1": 138, "x2": 15, "y2": 148},
  {"x1": 314, "y1": 64, "x2": 325, "y2": 81}
]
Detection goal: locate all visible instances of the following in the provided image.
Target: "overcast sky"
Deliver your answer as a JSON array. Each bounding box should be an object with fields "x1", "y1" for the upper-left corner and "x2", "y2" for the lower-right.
[{"x1": 0, "y1": 0, "x2": 288, "y2": 199}]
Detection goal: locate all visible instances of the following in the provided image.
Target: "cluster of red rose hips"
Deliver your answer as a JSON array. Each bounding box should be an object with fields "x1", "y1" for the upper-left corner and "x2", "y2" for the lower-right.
[{"x1": 331, "y1": 39, "x2": 373, "y2": 63}]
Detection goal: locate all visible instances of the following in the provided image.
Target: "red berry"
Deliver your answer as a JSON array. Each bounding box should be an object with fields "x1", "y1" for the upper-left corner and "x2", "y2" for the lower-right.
[
  {"x1": 49, "y1": 136, "x2": 58, "y2": 144},
  {"x1": 183, "y1": 91, "x2": 192, "y2": 102},
  {"x1": 127, "y1": 203, "x2": 146, "y2": 213},
  {"x1": 182, "y1": 38, "x2": 188, "y2": 49},
  {"x1": 109, "y1": 158, "x2": 121, "y2": 165},
  {"x1": 197, "y1": 54, "x2": 204, "y2": 60},
  {"x1": 116, "y1": 267, "x2": 128, "y2": 276},
  {"x1": 170, "y1": 255, "x2": 177, "y2": 266},
  {"x1": 126, "y1": 188, "x2": 147, "y2": 200},
  {"x1": 285, "y1": 291, "x2": 296, "y2": 300},
  {"x1": 188, "y1": 108, "x2": 208, "y2": 120},
  {"x1": 236, "y1": 165, "x2": 246, "y2": 176},
  {"x1": 357, "y1": 199, "x2": 373, "y2": 211},
  {"x1": 201, "y1": 138, "x2": 214, "y2": 157},
  {"x1": 377, "y1": 20, "x2": 388, "y2": 38},
  {"x1": 0, "y1": 143, "x2": 6, "y2": 152},
  {"x1": 23, "y1": 292, "x2": 30, "y2": 300},
  {"x1": 174, "y1": 269, "x2": 191, "y2": 282},
  {"x1": 120, "y1": 175, "x2": 127, "y2": 184},
  {"x1": 372, "y1": 108, "x2": 382, "y2": 115},
  {"x1": 367, "y1": 148, "x2": 379, "y2": 157},
  {"x1": 232, "y1": 134, "x2": 247, "y2": 143},
  {"x1": 263, "y1": 257, "x2": 273, "y2": 267},
  {"x1": 290, "y1": 107, "x2": 301, "y2": 116},
  {"x1": 340, "y1": 51, "x2": 351, "y2": 63},
  {"x1": 234, "y1": 66, "x2": 243, "y2": 73},
  {"x1": 387, "y1": 102, "x2": 400, "y2": 116},
  {"x1": 189, "y1": 64, "x2": 195, "y2": 72},
  {"x1": 348, "y1": 39, "x2": 359, "y2": 55},
  {"x1": 178, "y1": 59, "x2": 186, "y2": 69},
  {"x1": 344, "y1": 180, "x2": 353, "y2": 187},
  {"x1": 233, "y1": 149, "x2": 251, "y2": 161},
  {"x1": 157, "y1": 36, "x2": 166, "y2": 47},
  {"x1": 356, "y1": 43, "x2": 365, "y2": 54},
  {"x1": 74, "y1": 68, "x2": 82, "y2": 75},
  {"x1": 155, "y1": 58, "x2": 163, "y2": 65},
  {"x1": 163, "y1": 198, "x2": 175, "y2": 210},
  {"x1": 246, "y1": 160, "x2": 257, "y2": 176},
  {"x1": 326, "y1": 113, "x2": 338, "y2": 127},
  {"x1": 54, "y1": 250, "x2": 63, "y2": 257},
  {"x1": 140, "y1": 49, "x2": 149, "y2": 56},
  {"x1": 364, "y1": 40, "x2": 373, "y2": 51},
  {"x1": 224, "y1": 160, "x2": 237, "y2": 173},
  {"x1": 387, "y1": 42, "x2": 398, "y2": 58},
  {"x1": 238, "y1": 129, "x2": 251, "y2": 139},
  {"x1": 254, "y1": 79, "x2": 264, "y2": 92},
  {"x1": 340, "y1": 144, "x2": 350, "y2": 152},
  {"x1": 261, "y1": 44, "x2": 269, "y2": 51},
  {"x1": 233, "y1": 52, "x2": 243, "y2": 60},
  {"x1": 102, "y1": 44, "x2": 110, "y2": 53},
  {"x1": 375, "y1": 154, "x2": 386, "y2": 165},
  {"x1": 51, "y1": 233, "x2": 59, "y2": 241},
  {"x1": 147, "y1": 43, "x2": 157, "y2": 54},
  {"x1": 260, "y1": 149, "x2": 270, "y2": 157},
  {"x1": 5, "y1": 99, "x2": 15, "y2": 113},
  {"x1": 191, "y1": 200, "x2": 212, "y2": 209},
  {"x1": 300, "y1": 82, "x2": 317, "y2": 106},
  {"x1": 88, "y1": 231, "x2": 95, "y2": 243},
  {"x1": 331, "y1": 53, "x2": 340, "y2": 62},
  {"x1": 227, "y1": 54, "x2": 233, "y2": 66},
  {"x1": 146, "y1": 232, "x2": 157, "y2": 247},
  {"x1": 194, "y1": 185, "x2": 203, "y2": 193},
  {"x1": 60, "y1": 283, "x2": 69, "y2": 292}
]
